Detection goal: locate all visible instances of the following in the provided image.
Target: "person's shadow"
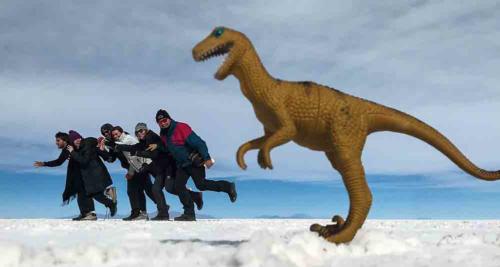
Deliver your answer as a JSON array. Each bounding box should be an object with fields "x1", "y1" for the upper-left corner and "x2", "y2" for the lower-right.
[{"x1": 160, "y1": 239, "x2": 248, "y2": 247}]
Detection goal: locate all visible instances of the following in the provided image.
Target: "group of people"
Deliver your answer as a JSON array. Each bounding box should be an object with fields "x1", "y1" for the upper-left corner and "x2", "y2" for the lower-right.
[{"x1": 34, "y1": 109, "x2": 237, "y2": 221}]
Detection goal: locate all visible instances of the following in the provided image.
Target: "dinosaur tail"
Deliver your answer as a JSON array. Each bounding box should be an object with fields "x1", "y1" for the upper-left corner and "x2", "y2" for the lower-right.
[{"x1": 367, "y1": 107, "x2": 500, "y2": 181}]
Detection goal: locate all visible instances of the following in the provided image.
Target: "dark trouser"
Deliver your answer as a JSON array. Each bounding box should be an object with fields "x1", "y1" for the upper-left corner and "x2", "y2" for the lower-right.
[
  {"x1": 165, "y1": 177, "x2": 202, "y2": 206},
  {"x1": 127, "y1": 172, "x2": 156, "y2": 213},
  {"x1": 77, "y1": 191, "x2": 113, "y2": 215},
  {"x1": 175, "y1": 165, "x2": 231, "y2": 215},
  {"x1": 152, "y1": 174, "x2": 170, "y2": 216},
  {"x1": 145, "y1": 161, "x2": 201, "y2": 216}
]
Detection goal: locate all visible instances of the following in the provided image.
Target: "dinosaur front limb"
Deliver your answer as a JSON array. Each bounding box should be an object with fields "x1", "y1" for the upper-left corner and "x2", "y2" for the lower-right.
[
  {"x1": 236, "y1": 135, "x2": 268, "y2": 170},
  {"x1": 311, "y1": 153, "x2": 372, "y2": 244},
  {"x1": 259, "y1": 126, "x2": 296, "y2": 169}
]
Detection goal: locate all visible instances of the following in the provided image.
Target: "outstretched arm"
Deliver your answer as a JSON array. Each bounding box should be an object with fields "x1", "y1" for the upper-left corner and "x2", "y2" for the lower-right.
[
  {"x1": 136, "y1": 143, "x2": 160, "y2": 159},
  {"x1": 37, "y1": 150, "x2": 69, "y2": 167},
  {"x1": 115, "y1": 143, "x2": 141, "y2": 153}
]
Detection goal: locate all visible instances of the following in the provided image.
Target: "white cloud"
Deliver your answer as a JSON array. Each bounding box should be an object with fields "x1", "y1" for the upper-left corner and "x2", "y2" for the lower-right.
[{"x1": 0, "y1": 0, "x2": 499, "y2": 183}]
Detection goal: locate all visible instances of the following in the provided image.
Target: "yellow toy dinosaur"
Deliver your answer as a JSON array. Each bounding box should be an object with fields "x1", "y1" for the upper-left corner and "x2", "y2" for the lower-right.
[{"x1": 192, "y1": 26, "x2": 500, "y2": 244}]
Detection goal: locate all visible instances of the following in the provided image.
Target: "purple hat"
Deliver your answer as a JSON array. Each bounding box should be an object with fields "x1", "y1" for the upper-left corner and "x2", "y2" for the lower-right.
[{"x1": 68, "y1": 130, "x2": 83, "y2": 143}]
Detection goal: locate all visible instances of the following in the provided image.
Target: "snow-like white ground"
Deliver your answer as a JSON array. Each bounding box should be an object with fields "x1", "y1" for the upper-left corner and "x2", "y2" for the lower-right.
[{"x1": 1, "y1": 219, "x2": 500, "y2": 267}]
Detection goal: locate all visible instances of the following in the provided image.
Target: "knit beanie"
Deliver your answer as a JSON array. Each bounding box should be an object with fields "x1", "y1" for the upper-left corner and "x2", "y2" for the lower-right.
[
  {"x1": 155, "y1": 109, "x2": 171, "y2": 122},
  {"x1": 68, "y1": 130, "x2": 83, "y2": 143},
  {"x1": 135, "y1": 122, "x2": 148, "y2": 132},
  {"x1": 100, "y1": 123, "x2": 113, "y2": 134}
]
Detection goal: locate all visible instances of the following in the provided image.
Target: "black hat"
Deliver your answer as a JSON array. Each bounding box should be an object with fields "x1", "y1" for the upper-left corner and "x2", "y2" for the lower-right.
[
  {"x1": 100, "y1": 123, "x2": 113, "y2": 134},
  {"x1": 156, "y1": 109, "x2": 171, "y2": 122}
]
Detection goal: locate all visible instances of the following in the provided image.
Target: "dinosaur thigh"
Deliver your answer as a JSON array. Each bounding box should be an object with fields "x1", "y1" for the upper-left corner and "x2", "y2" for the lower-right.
[
  {"x1": 327, "y1": 112, "x2": 368, "y2": 153},
  {"x1": 253, "y1": 105, "x2": 281, "y2": 133}
]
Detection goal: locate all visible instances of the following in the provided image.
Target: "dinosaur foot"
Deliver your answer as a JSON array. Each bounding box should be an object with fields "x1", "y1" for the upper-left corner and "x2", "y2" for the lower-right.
[
  {"x1": 257, "y1": 149, "x2": 273, "y2": 169},
  {"x1": 310, "y1": 215, "x2": 345, "y2": 238}
]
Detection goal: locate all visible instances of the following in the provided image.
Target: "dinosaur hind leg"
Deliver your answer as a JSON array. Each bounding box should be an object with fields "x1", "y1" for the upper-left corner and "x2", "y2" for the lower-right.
[{"x1": 310, "y1": 151, "x2": 372, "y2": 244}]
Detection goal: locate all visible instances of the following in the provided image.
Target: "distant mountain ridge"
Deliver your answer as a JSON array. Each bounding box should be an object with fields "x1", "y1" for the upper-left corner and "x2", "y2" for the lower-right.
[{"x1": 255, "y1": 213, "x2": 314, "y2": 219}]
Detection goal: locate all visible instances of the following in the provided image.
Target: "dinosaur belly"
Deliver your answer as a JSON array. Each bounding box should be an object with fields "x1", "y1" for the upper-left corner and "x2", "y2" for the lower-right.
[
  {"x1": 292, "y1": 120, "x2": 331, "y2": 151},
  {"x1": 293, "y1": 136, "x2": 328, "y2": 151}
]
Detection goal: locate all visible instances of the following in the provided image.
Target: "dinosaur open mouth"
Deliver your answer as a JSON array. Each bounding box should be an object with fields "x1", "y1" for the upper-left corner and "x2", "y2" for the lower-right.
[{"x1": 195, "y1": 42, "x2": 234, "y2": 74}]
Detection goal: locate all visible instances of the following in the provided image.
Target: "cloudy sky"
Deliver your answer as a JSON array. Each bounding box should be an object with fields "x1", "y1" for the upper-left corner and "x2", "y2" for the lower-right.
[{"x1": 0, "y1": 0, "x2": 499, "y2": 217}]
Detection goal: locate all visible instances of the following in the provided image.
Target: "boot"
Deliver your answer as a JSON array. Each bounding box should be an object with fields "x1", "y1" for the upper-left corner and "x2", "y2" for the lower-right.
[
  {"x1": 192, "y1": 191, "x2": 204, "y2": 210},
  {"x1": 72, "y1": 214, "x2": 85, "y2": 221},
  {"x1": 109, "y1": 202, "x2": 117, "y2": 217},
  {"x1": 123, "y1": 210, "x2": 140, "y2": 221},
  {"x1": 174, "y1": 213, "x2": 196, "y2": 221},
  {"x1": 78, "y1": 212, "x2": 97, "y2": 221},
  {"x1": 151, "y1": 212, "x2": 170, "y2": 221},
  {"x1": 228, "y1": 182, "x2": 237, "y2": 203},
  {"x1": 125, "y1": 210, "x2": 149, "y2": 221},
  {"x1": 105, "y1": 186, "x2": 117, "y2": 203},
  {"x1": 133, "y1": 210, "x2": 149, "y2": 221}
]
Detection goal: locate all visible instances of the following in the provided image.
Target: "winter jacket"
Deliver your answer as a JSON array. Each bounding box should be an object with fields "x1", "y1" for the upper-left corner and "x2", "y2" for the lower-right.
[
  {"x1": 70, "y1": 137, "x2": 113, "y2": 195},
  {"x1": 116, "y1": 130, "x2": 176, "y2": 177},
  {"x1": 98, "y1": 137, "x2": 130, "y2": 170},
  {"x1": 160, "y1": 120, "x2": 211, "y2": 168},
  {"x1": 44, "y1": 149, "x2": 84, "y2": 204},
  {"x1": 115, "y1": 133, "x2": 152, "y2": 174}
]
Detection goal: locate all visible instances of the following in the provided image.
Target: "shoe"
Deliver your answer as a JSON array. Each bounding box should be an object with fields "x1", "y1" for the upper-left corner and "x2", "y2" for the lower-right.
[
  {"x1": 109, "y1": 202, "x2": 117, "y2": 217},
  {"x1": 124, "y1": 210, "x2": 148, "y2": 221},
  {"x1": 72, "y1": 214, "x2": 84, "y2": 221},
  {"x1": 133, "y1": 210, "x2": 149, "y2": 221},
  {"x1": 174, "y1": 213, "x2": 196, "y2": 221},
  {"x1": 151, "y1": 213, "x2": 170, "y2": 221},
  {"x1": 76, "y1": 212, "x2": 97, "y2": 221},
  {"x1": 105, "y1": 187, "x2": 117, "y2": 203},
  {"x1": 228, "y1": 182, "x2": 237, "y2": 203},
  {"x1": 194, "y1": 192, "x2": 204, "y2": 210},
  {"x1": 122, "y1": 210, "x2": 140, "y2": 221}
]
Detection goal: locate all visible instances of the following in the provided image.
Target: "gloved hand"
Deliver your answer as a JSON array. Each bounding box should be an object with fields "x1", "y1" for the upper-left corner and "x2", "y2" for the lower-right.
[
  {"x1": 188, "y1": 152, "x2": 204, "y2": 167},
  {"x1": 114, "y1": 145, "x2": 123, "y2": 152},
  {"x1": 125, "y1": 173, "x2": 133, "y2": 180},
  {"x1": 138, "y1": 163, "x2": 149, "y2": 173}
]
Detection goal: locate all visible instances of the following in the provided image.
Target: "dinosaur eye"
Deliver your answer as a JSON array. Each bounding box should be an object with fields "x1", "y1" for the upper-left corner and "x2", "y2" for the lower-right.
[{"x1": 213, "y1": 27, "x2": 224, "y2": 38}]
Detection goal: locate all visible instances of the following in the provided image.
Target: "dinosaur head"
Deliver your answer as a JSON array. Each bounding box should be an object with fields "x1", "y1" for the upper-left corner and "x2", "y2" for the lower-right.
[{"x1": 192, "y1": 26, "x2": 250, "y2": 80}]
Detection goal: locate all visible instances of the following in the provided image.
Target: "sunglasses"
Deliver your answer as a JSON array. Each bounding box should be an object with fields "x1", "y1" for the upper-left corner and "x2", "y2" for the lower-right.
[
  {"x1": 157, "y1": 118, "x2": 169, "y2": 124},
  {"x1": 101, "y1": 130, "x2": 110, "y2": 136},
  {"x1": 135, "y1": 129, "x2": 146, "y2": 135}
]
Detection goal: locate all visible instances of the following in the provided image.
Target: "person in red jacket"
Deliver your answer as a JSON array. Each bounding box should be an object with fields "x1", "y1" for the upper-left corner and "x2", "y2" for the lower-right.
[{"x1": 153, "y1": 109, "x2": 237, "y2": 221}]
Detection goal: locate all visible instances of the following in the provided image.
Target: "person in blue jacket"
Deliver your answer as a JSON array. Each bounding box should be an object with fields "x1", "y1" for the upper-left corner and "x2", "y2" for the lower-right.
[{"x1": 152, "y1": 109, "x2": 237, "y2": 221}]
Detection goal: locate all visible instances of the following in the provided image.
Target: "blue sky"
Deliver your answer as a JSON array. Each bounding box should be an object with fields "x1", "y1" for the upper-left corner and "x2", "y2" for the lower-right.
[{"x1": 0, "y1": 0, "x2": 499, "y2": 218}]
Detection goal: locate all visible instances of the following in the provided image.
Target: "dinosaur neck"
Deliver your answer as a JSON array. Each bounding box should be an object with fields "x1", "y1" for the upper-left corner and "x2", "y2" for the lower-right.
[{"x1": 232, "y1": 46, "x2": 275, "y2": 102}]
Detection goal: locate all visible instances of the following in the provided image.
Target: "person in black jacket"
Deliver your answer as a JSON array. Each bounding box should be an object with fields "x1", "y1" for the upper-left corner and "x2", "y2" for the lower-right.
[
  {"x1": 116, "y1": 122, "x2": 203, "y2": 220},
  {"x1": 66, "y1": 130, "x2": 117, "y2": 219},
  {"x1": 98, "y1": 123, "x2": 155, "y2": 221},
  {"x1": 34, "y1": 131, "x2": 115, "y2": 220},
  {"x1": 34, "y1": 132, "x2": 85, "y2": 219}
]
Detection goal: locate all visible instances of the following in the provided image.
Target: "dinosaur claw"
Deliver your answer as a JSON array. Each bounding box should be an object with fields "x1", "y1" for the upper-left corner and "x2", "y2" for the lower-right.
[
  {"x1": 236, "y1": 160, "x2": 247, "y2": 170},
  {"x1": 310, "y1": 223, "x2": 323, "y2": 232},
  {"x1": 332, "y1": 215, "x2": 345, "y2": 225},
  {"x1": 310, "y1": 215, "x2": 346, "y2": 238},
  {"x1": 263, "y1": 158, "x2": 273, "y2": 170},
  {"x1": 310, "y1": 223, "x2": 330, "y2": 237}
]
